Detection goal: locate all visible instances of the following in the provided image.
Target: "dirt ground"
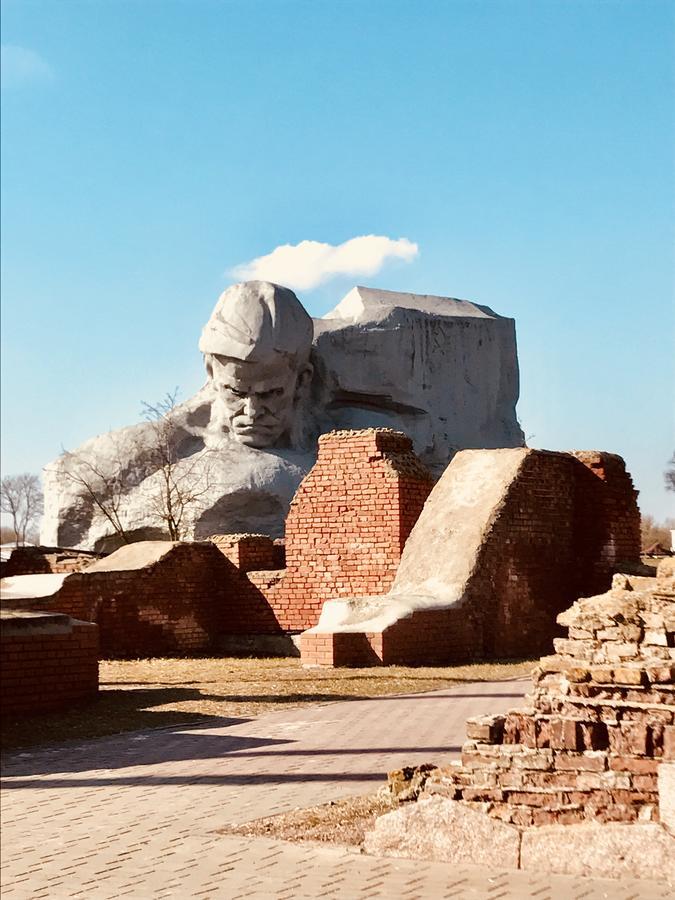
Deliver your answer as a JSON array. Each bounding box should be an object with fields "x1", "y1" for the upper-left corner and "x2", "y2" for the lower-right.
[
  {"x1": 220, "y1": 790, "x2": 396, "y2": 847},
  {"x1": 1, "y1": 656, "x2": 534, "y2": 752}
]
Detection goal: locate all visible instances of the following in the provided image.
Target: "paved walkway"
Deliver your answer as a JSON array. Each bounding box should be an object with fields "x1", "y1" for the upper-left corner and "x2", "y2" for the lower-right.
[{"x1": 1, "y1": 679, "x2": 668, "y2": 899}]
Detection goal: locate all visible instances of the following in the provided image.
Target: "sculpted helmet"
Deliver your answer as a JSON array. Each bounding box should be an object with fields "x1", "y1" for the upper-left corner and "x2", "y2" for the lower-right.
[{"x1": 199, "y1": 281, "x2": 313, "y2": 368}]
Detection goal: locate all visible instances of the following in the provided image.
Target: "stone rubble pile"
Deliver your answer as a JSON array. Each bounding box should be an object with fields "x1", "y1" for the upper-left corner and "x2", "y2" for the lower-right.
[
  {"x1": 421, "y1": 561, "x2": 674, "y2": 826},
  {"x1": 367, "y1": 561, "x2": 674, "y2": 880}
]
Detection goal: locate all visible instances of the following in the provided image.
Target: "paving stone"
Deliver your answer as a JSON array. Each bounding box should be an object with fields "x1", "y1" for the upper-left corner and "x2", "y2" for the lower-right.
[{"x1": 1, "y1": 680, "x2": 670, "y2": 899}]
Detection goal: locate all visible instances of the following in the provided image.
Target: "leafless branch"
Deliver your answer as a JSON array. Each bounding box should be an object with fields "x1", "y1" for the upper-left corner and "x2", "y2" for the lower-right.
[
  {"x1": 139, "y1": 390, "x2": 217, "y2": 540},
  {"x1": 0, "y1": 473, "x2": 44, "y2": 545}
]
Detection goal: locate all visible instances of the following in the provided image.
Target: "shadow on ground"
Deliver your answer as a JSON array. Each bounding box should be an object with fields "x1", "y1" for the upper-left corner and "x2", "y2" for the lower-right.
[{"x1": 1, "y1": 686, "x2": 249, "y2": 754}]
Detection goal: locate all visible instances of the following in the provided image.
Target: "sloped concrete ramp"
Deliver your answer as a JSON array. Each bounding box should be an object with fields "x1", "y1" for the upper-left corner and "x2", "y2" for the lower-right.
[{"x1": 302, "y1": 447, "x2": 639, "y2": 665}]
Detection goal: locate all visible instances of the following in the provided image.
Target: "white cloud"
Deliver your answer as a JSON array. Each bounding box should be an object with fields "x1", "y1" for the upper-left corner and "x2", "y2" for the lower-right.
[
  {"x1": 1, "y1": 45, "x2": 53, "y2": 88},
  {"x1": 230, "y1": 235, "x2": 419, "y2": 291}
]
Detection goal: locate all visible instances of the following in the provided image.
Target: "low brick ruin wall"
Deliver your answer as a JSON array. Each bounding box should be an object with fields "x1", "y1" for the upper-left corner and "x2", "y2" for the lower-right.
[
  {"x1": 1, "y1": 610, "x2": 98, "y2": 716},
  {"x1": 302, "y1": 446, "x2": 641, "y2": 666},
  {"x1": 2, "y1": 542, "x2": 237, "y2": 658},
  {"x1": 209, "y1": 534, "x2": 284, "y2": 572},
  {"x1": 2, "y1": 546, "x2": 103, "y2": 577},
  {"x1": 208, "y1": 534, "x2": 287, "y2": 636},
  {"x1": 1, "y1": 536, "x2": 295, "y2": 657}
]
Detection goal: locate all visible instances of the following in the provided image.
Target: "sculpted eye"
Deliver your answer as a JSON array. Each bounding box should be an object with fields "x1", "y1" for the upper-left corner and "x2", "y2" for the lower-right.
[{"x1": 222, "y1": 385, "x2": 245, "y2": 398}]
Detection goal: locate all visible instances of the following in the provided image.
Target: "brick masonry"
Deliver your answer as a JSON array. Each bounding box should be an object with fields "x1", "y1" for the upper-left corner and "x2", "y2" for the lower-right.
[
  {"x1": 2, "y1": 545, "x2": 104, "y2": 577},
  {"x1": 0, "y1": 433, "x2": 643, "y2": 663},
  {"x1": 209, "y1": 534, "x2": 283, "y2": 572},
  {"x1": 208, "y1": 535, "x2": 287, "y2": 635},
  {"x1": 176, "y1": 430, "x2": 432, "y2": 640},
  {"x1": 400, "y1": 561, "x2": 675, "y2": 826},
  {"x1": 3, "y1": 543, "x2": 240, "y2": 657},
  {"x1": 301, "y1": 448, "x2": 642, "y2": 666},
  {"x1": 261, "y1": 429, "x2": 434, "y2": 632},
  {"x1": 178, "y1": 429, "x2": 436, "y2": 641},
  {"x1": 1, "y1": 610, "x2": 98, "y2": 715}
]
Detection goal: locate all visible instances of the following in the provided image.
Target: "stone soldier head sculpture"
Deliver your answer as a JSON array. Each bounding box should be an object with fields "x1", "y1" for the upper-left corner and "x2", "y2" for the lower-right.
[{"x1": 199, "y1": 281, "x2": 314, "y2": 449}]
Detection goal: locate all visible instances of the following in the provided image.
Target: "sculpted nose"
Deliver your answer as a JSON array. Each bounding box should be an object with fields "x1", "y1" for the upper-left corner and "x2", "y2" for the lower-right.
[{"x1": 243, "y1": 395, "x2": 260, "y2": 417}]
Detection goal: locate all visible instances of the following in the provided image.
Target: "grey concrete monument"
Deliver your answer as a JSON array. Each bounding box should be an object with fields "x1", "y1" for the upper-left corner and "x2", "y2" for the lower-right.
[{"x1": 41, "y1": 281, "x2": 524, "y2": 550}]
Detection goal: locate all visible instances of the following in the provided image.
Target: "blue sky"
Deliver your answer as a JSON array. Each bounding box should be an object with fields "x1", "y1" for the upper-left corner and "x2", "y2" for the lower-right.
[{"x1": 1, "y1": 0, "x2": 673, "y2": 520}]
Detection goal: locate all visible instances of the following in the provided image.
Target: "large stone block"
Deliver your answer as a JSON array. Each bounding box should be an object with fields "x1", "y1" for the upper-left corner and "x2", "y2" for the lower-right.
[
  {"x1": 363, "y1": 796, "x2": 520, "y2": 868},
  {"x1": 659, "y1": 762, "x2": 675, "y2": 831},
  {"x1": 520, "y1": 822, "x2": 675, "y2": 882}
]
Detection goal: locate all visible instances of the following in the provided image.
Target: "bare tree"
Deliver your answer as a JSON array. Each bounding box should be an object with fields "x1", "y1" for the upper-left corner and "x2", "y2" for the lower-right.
[
  {"x1": 55, "y1": 390, "x2": 214, "y2": 546},
  {"x1": 0, "y1": 473, "x2": 44, "y2": 546},
  {"x1": 666, "y1": 452, "x2": 675, "y2": 493},
  {"x1": 641, "y1": 514, "x2": 675, "y2": 551},
  {"x1": 58, "y1": 438, "x2": 134, "y2": 545},
  {"x1": 139, "y1": 390, "x2": 215, "y2": 541}
]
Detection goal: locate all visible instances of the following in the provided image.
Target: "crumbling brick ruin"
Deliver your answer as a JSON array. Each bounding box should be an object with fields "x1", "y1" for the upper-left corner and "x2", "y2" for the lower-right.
[
  {"x1": 209, "y1": 534, "x2": 285, "y2": 571},
  {"x1": 2, "y1": 542, "x2": 236, "y2": 657},
  {"x1": 1, "y1": 610, "x2": 98, "y2": 715},
  {"x1": 422, "y1": 563, "x2": 675, "y2": 826},
  {"x1": 208, "y1": 534, "x2": 287, "y2": 636},
  {"x1": 1, "y1": 545, "x2": 103, "y2": 577},
  {"x1": 185, "y1": 430, "x2": 434, "y2": 642},
  {"x1": 0, "y1": 430, "x2": 642, "y2": 666},
  {"x1": 302, "y1": 444, "x2": 641, "y2": 666},
  {"x1": 365, "y1": 561, "x2": 675, "y2": 879}
]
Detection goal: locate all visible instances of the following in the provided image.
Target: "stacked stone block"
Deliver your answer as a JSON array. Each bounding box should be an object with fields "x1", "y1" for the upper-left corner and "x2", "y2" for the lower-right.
[
  {"x1": 1, "y1": 610, "x2": 98, "y2": 715},
  {"x1": 274, "y1": 429, "x2": 434, "y2": 631},
  {"x1": 420, "y1": 563, "x2": 674, "y2": 826}
]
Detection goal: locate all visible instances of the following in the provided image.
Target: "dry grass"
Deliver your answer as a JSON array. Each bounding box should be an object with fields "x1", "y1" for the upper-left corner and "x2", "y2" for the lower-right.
[
  {"x1": 220, "y1": 791, "x2": 395, "y2": 847},
  {"x1": 1, "y1": 656, "x2": 534, "y2": 752}
]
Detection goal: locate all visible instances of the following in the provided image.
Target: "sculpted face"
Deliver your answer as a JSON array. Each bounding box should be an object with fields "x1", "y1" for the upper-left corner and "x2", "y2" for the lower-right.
[
  {"x1": 200, "y1": 281, "x2": 315, "y2": 449},
  {"x1": 209, "y1": 355, "x2": 306, "y2": 448}
]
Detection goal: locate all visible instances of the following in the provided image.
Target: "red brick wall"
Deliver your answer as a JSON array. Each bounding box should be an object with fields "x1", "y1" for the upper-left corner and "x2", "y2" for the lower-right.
[
  {"x1": 14, "y1": 544, "x2": 233, "y2": 658},
  {"x1": 207, "y1": 534, "x2": 287, "y2": 635},
  {"x1": 216, "y1": 564, "x2": 286, "y2": 636},
  {"x1": 1, "y1": 614, "x2": 98, "y2": 715},
  {"x1": 570, "y1": 451, "x2": 642, "y2": 594},
  {"x1": 462, "y1": 450, "x2": 640, "y2": 660},
  {"x1": 209, "y1": 534, "x2": 281, "y2": 572},
  {"x1": 301, "y1": 448, "x2": 641, "y2": 667},
  {"x1": 3, "y1": 546, "x2": 103, "y2": 577},
  {"x1": 3, "y1": 540, "x2": 293, "y2": 655},
  {"x1": 273, "y1": 429, "x2": 434, "y2": 631}
]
